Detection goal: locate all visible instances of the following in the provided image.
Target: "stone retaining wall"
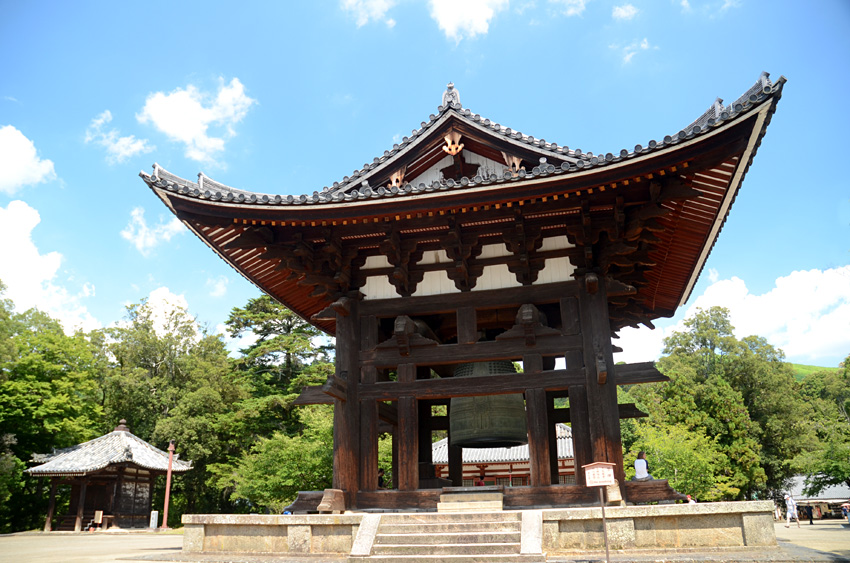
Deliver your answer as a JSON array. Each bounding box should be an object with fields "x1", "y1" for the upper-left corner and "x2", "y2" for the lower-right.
[
  {"x1": 181, "y1": 501, "x2": 776, "y2": 556},
  {"x1": 542, "y1": 501, "x2": 776, "y2": 553},
  {"x1": 182, "y1": 514, "x2": 362, "y2": 555}
]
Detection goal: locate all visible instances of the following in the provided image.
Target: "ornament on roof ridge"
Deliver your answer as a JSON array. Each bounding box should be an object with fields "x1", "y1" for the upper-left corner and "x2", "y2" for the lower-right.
[{"x1": 442, "y1": 82, "x2": 460, "y2": 107}]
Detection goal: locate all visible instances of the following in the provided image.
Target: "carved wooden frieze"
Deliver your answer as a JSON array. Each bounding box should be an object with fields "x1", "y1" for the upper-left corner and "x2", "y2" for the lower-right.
[
  {"x1": 379, "y1": 229, "x2": 424, "y2": 297},
  {"x1": 440, "y1": 219, "x2": 483, "y2": 292},
  {"x1": 502, "y1": 212, "x2": 545, "y2": 285}
]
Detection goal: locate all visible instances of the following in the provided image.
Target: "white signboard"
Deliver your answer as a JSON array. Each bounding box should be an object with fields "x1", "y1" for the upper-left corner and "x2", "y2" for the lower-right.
[{"x1": 583, "y1": 463, "x2": 616, "y2": 487}]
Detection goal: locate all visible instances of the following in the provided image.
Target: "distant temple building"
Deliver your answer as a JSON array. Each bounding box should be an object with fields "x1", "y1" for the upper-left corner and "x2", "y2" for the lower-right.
[
  {"x1": 27, "y1": 420, "x2": 191, "y2": 531},
  {"x1": 433, "y1": 423, "x2": 576, "y2": 486}
]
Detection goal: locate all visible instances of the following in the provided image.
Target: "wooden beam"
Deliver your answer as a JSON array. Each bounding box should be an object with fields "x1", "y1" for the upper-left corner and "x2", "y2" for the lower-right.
[
  {"x1": 363, "y1": 334, "x2": 584, "y2": 368},
  {"x1": 615, "y1": 362, "x2": 668, "y2": 384},
  {"x1": 293, "y1": 385, "x2": 331, "y2": 405},
  {"x1": 359, "y1": 367, "x2": 584, "y2": 401},
  {"x1": 550, "y1": 402, "x2": 648, "y2": 424},
  {"x1": 359, "y1": 280, "x2": 580, "y2": 317}
]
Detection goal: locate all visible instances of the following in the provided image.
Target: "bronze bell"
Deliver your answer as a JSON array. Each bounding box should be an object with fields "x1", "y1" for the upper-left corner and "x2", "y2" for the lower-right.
[{"x1": 449, "y1": 361, "x2": 528, "y2": 448}]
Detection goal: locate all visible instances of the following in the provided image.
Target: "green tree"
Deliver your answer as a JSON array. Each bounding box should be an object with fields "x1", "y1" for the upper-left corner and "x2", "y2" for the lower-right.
[
  {"x1": 796, "y1": 353, "x2": 850, "y2": 494},
  {"x1": 211, "y1": 405, "x2": 334, "y2": 512},
  {"x1": 0, "y1": 297, "x2": 104, "y2": 532},
  {"x1": 627, "y1": 307, "x2": 808, "y2": 500},
  {"x1": 101, "y1": 297, "x2": 249, "y2": 523},
  {"x1": 625, "y1": 423, "x2": 728, "y2": 500},
  {"x1": 225, "y1": 295, "x2": 333, "y2": 438}
]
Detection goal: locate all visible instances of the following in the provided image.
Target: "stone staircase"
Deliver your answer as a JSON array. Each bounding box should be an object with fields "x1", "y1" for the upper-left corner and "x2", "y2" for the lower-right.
[{"x1": 350, "y1": 511, "x2": 543, "y2": 563}]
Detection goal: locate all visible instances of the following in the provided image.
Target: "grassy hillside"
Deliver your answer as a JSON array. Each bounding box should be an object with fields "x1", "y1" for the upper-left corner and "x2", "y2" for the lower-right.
[{"x1": 790, "y1": 363, "x2": 841, "y2": 381}]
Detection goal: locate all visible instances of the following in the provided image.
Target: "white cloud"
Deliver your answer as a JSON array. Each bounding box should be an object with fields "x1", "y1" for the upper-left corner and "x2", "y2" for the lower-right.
[
  {"x1": 216, "y1": 321, "x2": 260, "y2": 356},
  {"x1": 708, "y1": 268, "x2": 719, "y2": 283},
  {"x1": 85, "y1": 110, "x2": 154, "y2": 163},
  {"x1": 120, "y1": 207, "x2": 185, "y2": 257},
  {"x1": 138, "y1": 287, "x2": 200, "y2": 341},
  {"x1": 0, "y1": 125, "x2": 56, "y2": 195},
  {"x1": 612, "y1": 4, "x2": 638, "y2": 20},
  {"x1": 615, "y1": 266, "x2": 850, "y2": 367},
  {"x1": 0, "y1": 200, "x2": 100, "y2": 333},
  {"x1": 137, "y1": 77, "x2": 256, "y2": 163},
  {"x1": 206, "y1": 275, "x2": 229, "y2": 298},
  {"x1": 680, "y1": 0, "x2": 691, "y2": 11},
  {"x1": 549, "y1": 0, "x2": 587, "y2": 17},
  {"x1": 429, "y1": 0, "x2": 509, "y2": 43},
  {"x1": 617, "y1": 37, "x2": 652, "y2": 63},
  {"x1": 341, "y1": 0, "x2": 397, "y2": 26}
]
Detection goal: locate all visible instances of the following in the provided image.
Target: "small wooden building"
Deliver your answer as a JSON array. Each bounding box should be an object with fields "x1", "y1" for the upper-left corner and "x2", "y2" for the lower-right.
[
  {"x1": 139, "y1": 74, "x2": 783, "y2": 510},
  {"x1": 27, "y1": 420, "x2": 191, "y2": 531}
]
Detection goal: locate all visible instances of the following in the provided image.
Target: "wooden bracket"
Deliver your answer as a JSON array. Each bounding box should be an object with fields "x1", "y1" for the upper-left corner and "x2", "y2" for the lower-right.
[
  {"x1": 322, "y1": 371, "x2": 348, "y2": 402},
  {"x1": 375, "y1": 315, "x2": 439, "y2": 356},
  {"x1": 585, "y1": 273, "x2": 599, "y2": 294},
  {"x1": 496, "y1": 303, "x2": 561, "y2": 346},
  {"x1": 596, "y1": 353, "x2": 608, "y2": 385}
]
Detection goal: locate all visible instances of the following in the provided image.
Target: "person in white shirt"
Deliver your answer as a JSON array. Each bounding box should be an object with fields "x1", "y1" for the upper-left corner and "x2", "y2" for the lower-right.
[
  {"x1": 632, "y1": 451, "x2": 653, "y2": 481},
  {"x1": 784, "y1": 494, "x2": 800, "y2": 528}
]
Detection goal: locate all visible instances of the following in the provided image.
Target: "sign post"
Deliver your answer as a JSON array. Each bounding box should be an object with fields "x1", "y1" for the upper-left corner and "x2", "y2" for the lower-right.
[{"x1": 582, "y1": 462, "x2": 616, "y2": 563}]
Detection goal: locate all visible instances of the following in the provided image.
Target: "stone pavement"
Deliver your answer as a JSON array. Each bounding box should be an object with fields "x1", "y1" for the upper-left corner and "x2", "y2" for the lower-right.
[{"x1": 0, "y1": 520, "x2": 848, "y2": 563}]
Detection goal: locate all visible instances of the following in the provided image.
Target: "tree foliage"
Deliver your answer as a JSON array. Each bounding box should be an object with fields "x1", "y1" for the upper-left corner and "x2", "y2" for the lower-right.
[
  {"x1": 2, "y1": 277, "x2": 847, "y2": 531},
  {"x1": 796, "y1": 353, "x2": 850, "y2": 494},
  {"x1": 624, "y1": 423, "x2": 726, "y2": 500},
  {"x1": 627, "y1": 307, "x2": 811, "y2": 500}
]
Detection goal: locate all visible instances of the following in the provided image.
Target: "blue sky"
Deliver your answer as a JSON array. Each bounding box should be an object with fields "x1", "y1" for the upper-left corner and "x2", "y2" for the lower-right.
[{"x1": 1, "y1": 0, "x2": 848, "y2": 367}]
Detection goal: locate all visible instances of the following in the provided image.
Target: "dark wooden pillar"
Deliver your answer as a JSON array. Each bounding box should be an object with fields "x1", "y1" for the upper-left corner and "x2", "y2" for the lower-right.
[
  {"x1": 446, "y1": 401, "x2": 463, "y2": 486},
  {"x1": 359, "y1": 367, "x2": 378, "y2": 492},
  {"x1": 332, "y1": 297, "x2": 361, "y2": 505},
  {"x1": 546, "y1": 395, "x2": 560, "y2": 483},
  {"x1": 43, "y1": 478, "x2": 58, "y2": 532},
  {"x1": 525, "y1": 387, "x2": 551, "y2": 487},
  {"x1": 578, "y1": 274, "x2": 625, "y2": 484},
  {"x1": 397, "y1": 363, "x2": 418, "y2": 491},
  {"x1": 568, "y1": 385, "x2": 592, "y2": 486},
  {"x1": 74, "y1": 480, "x2": 87, "y2": 532},
  {"x1": 417, "y1": 399, "x2": 434, "y2": 481},
  {"x1": 391, "y1": 427, "x2": 399, "y2": 490}
]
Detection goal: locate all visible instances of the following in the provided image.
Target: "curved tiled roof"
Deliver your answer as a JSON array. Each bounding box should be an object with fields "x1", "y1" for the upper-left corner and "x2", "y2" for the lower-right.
[
  {"x1": 432, "y1": 423, "x2": 574, "y2": 464},
  {"x1": 140, "y1": 72, "x2": 782, "y2": 208},
  {"x1": 27, "y1": 430, "x2": 192, "y2": 477}
]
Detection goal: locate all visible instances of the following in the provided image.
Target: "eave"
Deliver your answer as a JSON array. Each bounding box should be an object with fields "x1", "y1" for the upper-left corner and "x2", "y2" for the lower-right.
[{"x1": 139, "y1": 75, "x2": 784, "y2": 335}]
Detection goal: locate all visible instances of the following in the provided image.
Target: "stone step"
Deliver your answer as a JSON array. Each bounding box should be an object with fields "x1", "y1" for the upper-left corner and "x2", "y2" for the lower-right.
[
  {"x1": 350, "y1": 555, "x2": 542, "y2": 563},
  {"x1": 372, "y1": 542, "x2": 521, "y2": 556},
  {"x1": 380, "y1": 511, "x2": 520, "y2": 525},
  {"x1": 374, "y1": 531, "x2": 520, "y2": 545},
  {"x1": 379, "y1": 521, "x2": 520, "y2": 534},
  {"x1": 438, "y1": 500, "x2": 504, "y2": 512},
  {"x1": 439, "y1": 492, "x2": 503, "y2": 502}
]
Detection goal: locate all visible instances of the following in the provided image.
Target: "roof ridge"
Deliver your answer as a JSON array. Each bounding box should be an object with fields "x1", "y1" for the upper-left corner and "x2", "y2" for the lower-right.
[{"x1": 140, "y1": 73, "x2": 784, "y2": 208}]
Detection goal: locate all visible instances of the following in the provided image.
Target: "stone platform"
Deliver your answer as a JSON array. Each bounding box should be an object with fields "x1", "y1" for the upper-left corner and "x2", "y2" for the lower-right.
[{"x1": 181, "y1": 501, "x2": 776, "y2": 561}]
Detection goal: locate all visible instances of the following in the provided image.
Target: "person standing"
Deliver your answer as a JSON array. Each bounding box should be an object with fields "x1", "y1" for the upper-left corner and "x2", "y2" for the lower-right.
[
  {"x1": 805, "y1": 505, "x2": 813, "y2": 525},
  {"x1": 784, "y1": 494, "x2": 800, "y2": 528}
]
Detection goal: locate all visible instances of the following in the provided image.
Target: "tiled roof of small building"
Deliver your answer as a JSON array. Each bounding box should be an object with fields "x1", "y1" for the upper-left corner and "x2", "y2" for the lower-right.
[
  {"x1": 141, "y1": 72, "x2": 782, "y2": 207},
  {"x1": 431, "y1": 423, "x2": 574, "y2": 464},
  {"x1": 27, "y1": 422, "x2": 192, "y2": 477}
]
